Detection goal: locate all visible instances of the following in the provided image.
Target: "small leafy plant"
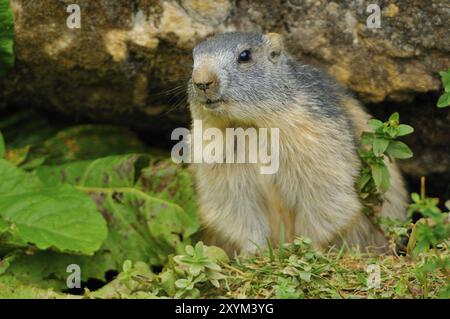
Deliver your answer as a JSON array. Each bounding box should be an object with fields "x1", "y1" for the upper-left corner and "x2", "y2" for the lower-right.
[
  {"x1": 97, "y1": 242, "x2": 229, "y2": 299},
  {"x1": 356, "y1": 113, "x2": 415, "y2": 250},
  {"x1": 437, "y1": 69, "x2": 450, "y2": 108},
  {"x1": 357, "y1": 112, "x2": 413, "y2": 204},
  {"x1": 169, "y1": 242, "x2": 228, "y2": 298},
  {"x1": 406, "y1": 179, "x2": 450, "y2": 298}
]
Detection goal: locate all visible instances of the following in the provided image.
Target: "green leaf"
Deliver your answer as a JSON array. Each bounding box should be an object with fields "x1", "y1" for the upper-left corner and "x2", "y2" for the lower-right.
[
  {"x1": 136, "y1": 159, "x2": 199, "y2": 237},
  {"x1": 1, "y1": 249, "x2": 116, "y2": 285},
  {"x1": 386, "y1": 126, "x2": 397, "y2": 138},
  {"x1": 389, "y1": 112, "x2": 399, "y2": 122},
  {"x1": 299, "y1": 271, "x2": 312, "y2": 282},
  {"x1": 0, "y1": 0, "x2": 15, "y2": 75},
  {"x1": 439, "y1": 70, "x2": 450, "y2": 90},
  {"x1": 4, "y1": 145, "x2": 31, "y2": 166},
  {"x1": 360, "y1": 132, "x2": 374, "y2": 145},
  {"x1": 367, "y1": 119, "x2": 383, "y2": 130},
  {"x1": 122, "y1": 260, "x2": 132, "y2": 272},
  {"x1": 0, "y1": 159, "x2": 42, "y2": 195},
  {"x1": 411, "y1": 193, "x2": 420, "y2": 203},
  {"x1": 204, "y1": 246, "x2": 229, "y2": 264},
  {"x1": 437, "y1": 92, "x2": 450, "y2": 108},
  {"x1": 185, "y1": 245, "x2": 195, "y2": 256},
  {"x1": 371, "y1": 164, "x2": 383, "y2": 189},
  {"x1": 0, "y1": 159, "x2": 107, "y2": 255},
  {"x1": 194, "y1": 241, "x2": 204, "y2": 256},
  {"x1": 0, "y1": 275, "x2": 70, "y2": 299},
  {"x1": 385, "y1": 141, "x2": 413, "y2": 159},
  {"x1": 380, "y1": 167, "x2": 390, "y2": 192},
  {"x1": 33, "y1": 160, "x2": 92, "y2": 186},
  {"x1": 371, "y1": 163, "x2": 390, "y2": 192},
  {"x1": 397, "y1": 124, "x2": 414, "y2": 137},
  {"x1": 1, "y1": 116, "x2": 202, "y2": 285},
  {"x1": 28, "y1": 125, "x2": 148, "y2": 165},
  {"x1": 372, "y1": 138, "x2": 389, "y2": 156},
  {"x1": 356, "y1": 173, "x2": 371, "y2": 192},
  {"x1": 34, "y1": 155, "x2": 200, "y2": 268},
  {"x1": 0, "y1": 185, "x2": 108, "y2": 254},
  {"x1": 80, "y1": 154, "x2": 150, "y2": 188}
]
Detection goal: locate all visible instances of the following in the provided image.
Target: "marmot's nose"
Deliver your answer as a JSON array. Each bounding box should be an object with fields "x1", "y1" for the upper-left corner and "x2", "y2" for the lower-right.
[
  {"x1": 195, "y1": 81, "x2": 213, "y2": 91},
  {"x1": 192, "y1": 66, "x2": 220, "y2": 93}
]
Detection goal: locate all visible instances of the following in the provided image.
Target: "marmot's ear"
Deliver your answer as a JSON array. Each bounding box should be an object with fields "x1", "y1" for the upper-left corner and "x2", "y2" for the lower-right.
[{"x1": 264, "y1": 32, "x2": 284, "y2": 63}]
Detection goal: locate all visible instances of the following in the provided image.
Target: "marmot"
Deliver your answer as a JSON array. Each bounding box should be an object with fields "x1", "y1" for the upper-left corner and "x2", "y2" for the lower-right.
[{"x1": 187, "y1": 32, "x2": 408, "y2": 255}]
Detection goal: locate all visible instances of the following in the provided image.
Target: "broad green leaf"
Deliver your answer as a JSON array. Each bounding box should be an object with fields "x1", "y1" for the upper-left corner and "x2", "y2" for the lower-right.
[
  {"x1": 33, "y1": 155, "x2": 200, "y2": 271},
  {"x1": 386, "y1": 141, "x2": 413, "y2": 159},
  {"x1": 19, "y1": 156, "x2": 46, "y2": 171},
  {"x1": 0, "y1": 159, "x2": 42, "y2": 195},
  {"x1": 4, "y1": 145, "x2": 30, "y2": 166},
  {"x1": 30, "y1": 125, "x2": 148, "y2": 165},
  {"x1": 1, "y1": 113, "x2": 202, "y2": 287},
  {"x1": 397, "y1": 124, "x2": 414, "y2": 137},
  {"x1": 372, "y1": 138, "x2": 389, "y2": 156},
  {"x1": 0, "y1": 249, "x2": 116, "y2": 285},
  {"x1": 34, "y1": 154, "x2": 151, "y2": 188},
  {"x1": 0, "y1": 275, "x2": 71, "y2": 299},
  {"x1": 0, "y1": 159, "x2": 107, "y2": 255},
  {"x1": 98, "y1": 187, "x2": 192, "y2": 265},
  {"x1": 0, "y1": 250, "x2": 116, "y2": 290},
  {"x1": 80, "y1": 154, "x2": 150, "y2": 187},
  {"x1": 0, "y1": 185, "x2": 107, "y2": 254},
  {"x1": 33, "y1": 160, "x2": 92, "y2": 186},
  {"x1": 0, "y1": 110, "x2": 60, "y2": 151}
]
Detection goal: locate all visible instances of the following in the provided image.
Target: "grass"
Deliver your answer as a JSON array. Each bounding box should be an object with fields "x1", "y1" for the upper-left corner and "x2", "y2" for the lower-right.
[
  {"x1": 206, "y1": 248, "x2": 447, "y2": 299},
  {"x1": 86, "y1": 238, "x2": 449, "y2": 299}
]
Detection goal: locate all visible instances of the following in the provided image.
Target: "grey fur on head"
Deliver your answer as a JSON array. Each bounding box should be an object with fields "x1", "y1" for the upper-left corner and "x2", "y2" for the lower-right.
[{"x1": 189, "y1": 32, "x2": 348, "y2": 123}]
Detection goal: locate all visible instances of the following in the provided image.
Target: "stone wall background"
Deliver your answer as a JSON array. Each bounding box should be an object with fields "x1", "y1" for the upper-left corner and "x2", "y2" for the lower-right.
[{"x1": 0, "y1": 0, "x2": 449, "y2": 198}]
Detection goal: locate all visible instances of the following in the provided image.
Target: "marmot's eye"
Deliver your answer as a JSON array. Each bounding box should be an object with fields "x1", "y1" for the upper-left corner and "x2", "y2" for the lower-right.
[{"x1": 238, "y1": 50, "x2": 251, "y2": 62}]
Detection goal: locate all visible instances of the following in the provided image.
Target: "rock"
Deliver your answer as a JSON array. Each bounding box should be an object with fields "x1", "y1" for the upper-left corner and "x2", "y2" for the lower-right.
[
  {"x1": 1, "y1": 0, "x2": 449, "y2": 123},
  {"x1": 0, "y1": 0, "x2": 449, "y2": 197}
]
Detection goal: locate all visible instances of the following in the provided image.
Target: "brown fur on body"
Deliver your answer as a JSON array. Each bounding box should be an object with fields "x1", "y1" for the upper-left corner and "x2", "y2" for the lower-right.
[{"x1": 188, "y1": 32, "x2": 408, "y2": 256}]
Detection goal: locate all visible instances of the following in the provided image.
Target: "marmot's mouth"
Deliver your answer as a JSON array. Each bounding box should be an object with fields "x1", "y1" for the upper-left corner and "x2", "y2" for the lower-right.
[{"x1": 205, "y1": 99, "x2": 224, "y2": 109}]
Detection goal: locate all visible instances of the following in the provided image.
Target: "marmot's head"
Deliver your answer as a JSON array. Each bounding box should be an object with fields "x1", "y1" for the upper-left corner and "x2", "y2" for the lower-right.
[{"x1": 189, "y1": 32, "x2": 295, "y2": 121}]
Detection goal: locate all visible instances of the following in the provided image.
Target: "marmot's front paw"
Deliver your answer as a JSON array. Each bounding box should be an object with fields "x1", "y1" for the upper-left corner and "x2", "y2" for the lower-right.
[{"x1": 238, "y1": 243, "x2": 261, "y2": 257}]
